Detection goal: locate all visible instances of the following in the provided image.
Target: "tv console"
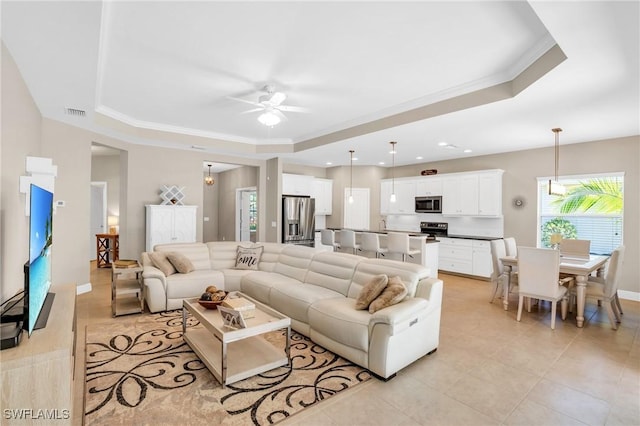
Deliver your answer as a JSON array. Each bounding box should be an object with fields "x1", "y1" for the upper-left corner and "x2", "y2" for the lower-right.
[{"x1": 1, "y1": 283, "x2": 76, "y2": 425}]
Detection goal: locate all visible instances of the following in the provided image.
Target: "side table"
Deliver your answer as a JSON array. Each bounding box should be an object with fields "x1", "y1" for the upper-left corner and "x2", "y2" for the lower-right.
[
  {"x1": 96, "y1": 233, "x2": 119, "y2": 268},
  {"x1": 111, "y1": 263, "x2": 144, "y2": 317}
]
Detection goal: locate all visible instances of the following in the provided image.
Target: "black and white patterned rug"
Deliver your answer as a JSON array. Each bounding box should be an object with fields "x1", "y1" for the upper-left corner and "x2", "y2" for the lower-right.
[{"x1": 84, "y1": 310, "x2": 371, "y2": 425}]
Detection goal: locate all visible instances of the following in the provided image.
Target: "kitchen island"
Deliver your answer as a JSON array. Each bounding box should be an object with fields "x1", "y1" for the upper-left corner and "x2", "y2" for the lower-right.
[{"x1": 326, "y1": 228, "x2": 439, "y2": 278}]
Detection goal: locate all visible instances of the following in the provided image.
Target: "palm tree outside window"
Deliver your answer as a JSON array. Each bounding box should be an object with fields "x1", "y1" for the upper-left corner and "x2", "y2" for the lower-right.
[{"x1": 537, "y1": 173, "x2": 624, "y2": 255}]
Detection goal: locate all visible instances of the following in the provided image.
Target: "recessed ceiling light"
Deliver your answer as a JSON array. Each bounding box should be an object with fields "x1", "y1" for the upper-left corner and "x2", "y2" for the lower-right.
[
  {"x1": 416, "y1": 156, "x2": 423, "y2": 160},
  {"x1": 326, "y1": 162, "x2": 332, "y2": 165},
  {"x1": 388, "y1": 150, "x2": 396, "y2": 154},
  {"x1": 379, "y1": 161, "x2": 385, "y2": 165},
  {"x1": 463, "y1": 149, "x2": 472, "y2": 153},
  {"x1": 353, "y1": 157, "x2": 359, "y2": 161},
  {"x1": 438, "y1": 142, "x2": 448, "y2": 147}
]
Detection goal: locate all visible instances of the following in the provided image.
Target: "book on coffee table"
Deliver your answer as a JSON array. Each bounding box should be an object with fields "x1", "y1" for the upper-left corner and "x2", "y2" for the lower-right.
[{"x1": 222, "y1": 297, "x2": 255, "y2": 318}]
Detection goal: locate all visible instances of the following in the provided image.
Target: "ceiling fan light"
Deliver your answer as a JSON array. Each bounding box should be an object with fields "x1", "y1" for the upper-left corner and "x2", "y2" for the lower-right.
[{"x1": 258, "y1": 111, "x2": 281, "y2": 126}]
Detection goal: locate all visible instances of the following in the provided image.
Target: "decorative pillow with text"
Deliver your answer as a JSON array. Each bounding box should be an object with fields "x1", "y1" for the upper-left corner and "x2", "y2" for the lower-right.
[{"x1": 234, "y1": 245, "x2": 263, "y2": 270}]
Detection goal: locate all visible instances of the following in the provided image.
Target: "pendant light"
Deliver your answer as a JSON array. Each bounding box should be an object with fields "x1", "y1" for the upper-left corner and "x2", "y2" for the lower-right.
[
  {"x1": 348, "y1": 150, "x2": 354, "y2": 204},
  {"x1": 548, "y1": 128, "x2": 566, "y2": 196},
  {"x1": 389, "y1": 141, "x2": 397, "y2": 203},
  {"x1": 204, "y1": 164, "x2": 215, "y2": 186}
]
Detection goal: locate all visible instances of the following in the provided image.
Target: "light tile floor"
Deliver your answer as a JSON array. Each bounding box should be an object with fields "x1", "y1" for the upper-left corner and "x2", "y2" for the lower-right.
[{"x1": 74, "y1": 265, "x2": 640, "y2": 425}]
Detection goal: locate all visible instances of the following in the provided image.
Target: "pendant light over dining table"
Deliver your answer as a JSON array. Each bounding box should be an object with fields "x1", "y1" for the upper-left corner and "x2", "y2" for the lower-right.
[
  {"x1": 389, "y1": 141, "x2": 397, "y2": 203},
  {"x1": 548, "y1": 128, "x2": 566, "y2": 196},
  {"x1": 348, "y1": 150, "x2": 354, "y2": 204}
]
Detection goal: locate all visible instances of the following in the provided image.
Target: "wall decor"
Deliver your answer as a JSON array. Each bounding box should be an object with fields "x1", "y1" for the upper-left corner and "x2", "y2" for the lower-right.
[{"x1": 160, "y1": 185, "x2": 185, "y2": 205}]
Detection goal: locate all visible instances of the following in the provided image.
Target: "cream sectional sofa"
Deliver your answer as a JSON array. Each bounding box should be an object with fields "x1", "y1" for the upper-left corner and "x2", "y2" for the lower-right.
[{"x1": 141, "y1": 241, "x2": 442, "y2": 379}]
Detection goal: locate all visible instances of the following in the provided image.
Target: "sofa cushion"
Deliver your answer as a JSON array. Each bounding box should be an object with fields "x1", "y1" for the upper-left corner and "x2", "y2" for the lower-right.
[
  {"x1": 166, "y1": 252, "x2": 195, "y2": 274},
  {"x1": 304, "y1": 252, "x2": 361, "y2": 296},
  {"x1": 207, "y1": 241, "x2": 243, "y2": 270},
  {"x1": 165, "y1": 270, "x2": 225, "y2": 300},
  {"x1": 273, "y1": 245, "x2": 318, "y2": 281},
  {"x1": 369, "y1": 275, "x2": 408, "y2": 313},
  {"x1": 270, "y1": 284, "x2": 343, "y2": 325},
  {"x1": 256, "y1": 243, "x2": 286, "y2": 272},
  {"x1": 355, "y1": 274, "x2": 388, "y2": 310},
  {"x1": 308, "y1": 298, "x2": 371, "y2": 352},
  {"x1": 235, "y1": 245, "x2": 263, "y2": 270},
  {"x1": 155, "y1": 243, "x2": 211, "y2": 271},
  {"x1": 240, "y1": 271, "x2": 302, "y2": 305},
  {"x1": 149, "y1": 252, "x2": 176, "y2": 276},
  {"x1": 348, "y1": 259, "x2": 428, "y2": 299},
  {"x1": 219, "y1": 268, "x2": 254, "y2": 292}
]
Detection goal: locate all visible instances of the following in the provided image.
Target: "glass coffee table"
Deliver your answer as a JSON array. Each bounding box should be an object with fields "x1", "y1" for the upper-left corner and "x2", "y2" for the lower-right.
[{"x1": 182, "y1": 292, "x2": 291, "y2": 387}]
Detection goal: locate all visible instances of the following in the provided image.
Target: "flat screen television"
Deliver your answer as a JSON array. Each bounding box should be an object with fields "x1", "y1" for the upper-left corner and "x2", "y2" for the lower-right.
[{"x1": 24, "y1": 184, "x2": 55, "y2": 335}]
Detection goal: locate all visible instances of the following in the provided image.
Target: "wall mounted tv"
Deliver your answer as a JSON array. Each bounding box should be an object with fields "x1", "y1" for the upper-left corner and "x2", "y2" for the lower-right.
[{"x1": 24, "y1": 183, "x2": 55, "y2": 335}]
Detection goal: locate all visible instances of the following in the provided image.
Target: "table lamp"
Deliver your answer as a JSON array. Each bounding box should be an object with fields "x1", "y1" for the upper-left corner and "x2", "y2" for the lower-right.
[{"x1": 108, "y1": 215, "x2": 119, "y2": 234}]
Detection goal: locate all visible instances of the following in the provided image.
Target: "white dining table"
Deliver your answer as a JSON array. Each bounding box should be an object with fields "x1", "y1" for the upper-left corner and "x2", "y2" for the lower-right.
[{"x1": 500, "y1": 254, "x2": 609, "y2": 328}]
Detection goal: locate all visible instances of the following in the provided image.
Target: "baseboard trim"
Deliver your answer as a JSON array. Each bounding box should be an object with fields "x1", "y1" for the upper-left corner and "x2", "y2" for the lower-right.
[{"x1": 618, "y1": 290, "x2": 640, "y2": 302}]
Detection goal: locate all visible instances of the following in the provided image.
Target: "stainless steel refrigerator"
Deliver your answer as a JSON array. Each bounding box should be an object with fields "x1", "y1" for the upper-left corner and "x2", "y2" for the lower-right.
[{"x1": 282, "y1": 196, "x2": 315, "y2": 247}]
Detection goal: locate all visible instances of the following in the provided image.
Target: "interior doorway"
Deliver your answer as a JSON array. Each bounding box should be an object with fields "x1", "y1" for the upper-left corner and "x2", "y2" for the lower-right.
[
  {"x1": 89, "y1": 182, "x2": 107, "y2": 260},
  {"x1": 236, "y1": 187, "x2": 257, "y2": 242}
]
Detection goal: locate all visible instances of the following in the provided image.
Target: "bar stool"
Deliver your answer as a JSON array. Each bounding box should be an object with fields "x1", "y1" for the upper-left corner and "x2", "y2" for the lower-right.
[
  {"x1": 340, "y1": 229, "x2": 360, "y2": 255},
  {"x1": 360, "y1": 232, "x2": 388, "y2": 258},
  {"x1": 387, "y1": 232, "x2": 420, "y2": 262},
  {"x1": 320, "y1": 229, "x2": 340, "y2": 252}
]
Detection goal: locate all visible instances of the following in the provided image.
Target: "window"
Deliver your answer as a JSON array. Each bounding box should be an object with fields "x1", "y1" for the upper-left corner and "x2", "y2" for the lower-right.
[{"x1": 537, "y1": 173, "x2": 623, "y2": 255}]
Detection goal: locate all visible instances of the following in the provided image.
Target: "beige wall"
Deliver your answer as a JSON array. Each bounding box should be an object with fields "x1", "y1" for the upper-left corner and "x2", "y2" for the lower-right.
[
  {"x1": 91, "y1": 153, "x2": 121, "y2": 219},
  {"x1": 283, "y1": 163, "x2": 327, "y2": 178},
  {"x1": 1, "y1": 43, "x2": 43, "y2": 301},
  {"x1": 202, "y1": 171, "x2": 220, "y2": 242},
  {"x1": 265, "y1": 158, "x2": 281, "y2": 242}
]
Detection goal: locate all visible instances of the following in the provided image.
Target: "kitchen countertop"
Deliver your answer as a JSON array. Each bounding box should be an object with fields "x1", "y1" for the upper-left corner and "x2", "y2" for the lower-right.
[
  {"x1": 326, "y1": 228, "x2": 440, "y2": 243},
  {"x1": 446, "y1": 234, "x2": 502, "y2": 241}
]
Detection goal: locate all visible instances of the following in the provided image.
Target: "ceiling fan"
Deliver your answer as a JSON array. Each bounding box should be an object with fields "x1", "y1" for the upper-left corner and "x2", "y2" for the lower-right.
[{"x1": 228, "y1": 85, "x2": 309, "y2": 126}]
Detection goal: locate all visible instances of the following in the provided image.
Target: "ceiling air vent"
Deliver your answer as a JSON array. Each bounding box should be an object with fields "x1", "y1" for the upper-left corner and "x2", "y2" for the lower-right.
[{"x1": 64, "y1": 107, "x2": 86, "y2": 117}]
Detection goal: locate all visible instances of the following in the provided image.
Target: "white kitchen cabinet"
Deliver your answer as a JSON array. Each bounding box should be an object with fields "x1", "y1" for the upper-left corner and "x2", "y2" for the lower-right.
[
  {"x1": 472, "y1": 240, "x2": 493, "y2": 278},
  {"x1": 415, "y1": 177, "x2": 442, "y2": 196},
  {"x1": 438, "y1": 237, "x2": 493, "y2": 278},
  {"x1": 380, "y1": 179, "x2": 416, "y2": 214},
  {"x1": 438, "y1": 237, "x2": 473, "y2": 275},
  {"x1": 311, "y1": 178, "x2": 333, "y2": 215},
  {"x1": 283, "y1": 173, "x2": 313, "y2": 196},
  {"x1": 146, "y1": 205, "x2": 197, "y2": 251},
  {"x1": 477, "y1": 172, "x2": 503, "y2": 216},
  {"x1": 442, "y1": 174, "x2": 478, "y2": 215}
]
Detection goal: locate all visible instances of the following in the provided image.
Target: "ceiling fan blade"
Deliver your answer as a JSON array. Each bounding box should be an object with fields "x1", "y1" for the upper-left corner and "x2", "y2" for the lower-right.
[
  {"x1": 226, "y1": 96, "x2": 262, "y2": 107},
  {"x1": 278, "y1": 105, "x2": 310, "y2": 113},
  {"x1": 241, "y1": 108, "x2": 264, "y2": 114},
  {"x1": 273, "y1": 109, "x2": 288, "y2": 121},
  {"x1": 269, "y1": 92, "x2": 287, "y2": 106}
]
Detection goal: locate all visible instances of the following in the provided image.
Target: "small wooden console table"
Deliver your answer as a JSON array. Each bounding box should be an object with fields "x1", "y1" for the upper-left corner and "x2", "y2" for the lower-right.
[{"x1": 96, "y1": 233, "x2": 119, "y2": 268}]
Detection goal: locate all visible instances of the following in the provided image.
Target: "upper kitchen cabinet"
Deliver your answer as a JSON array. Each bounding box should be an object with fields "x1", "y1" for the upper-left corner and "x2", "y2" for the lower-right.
[
  {"x1": 283, "y1": 173, "x2": 314, "y2": 196},
  {"x1": 312, "y1": 178, "x2": 333, "y2": 215},
  {"x1": 380, "y1": 178, "x2": 416, "y2": 214},
  {"x1": 442, "y1": 170, "x2": 503, "y2": 217},
  {"x1": 415, "y1": 177, "x2": 442, "y2": 196}
]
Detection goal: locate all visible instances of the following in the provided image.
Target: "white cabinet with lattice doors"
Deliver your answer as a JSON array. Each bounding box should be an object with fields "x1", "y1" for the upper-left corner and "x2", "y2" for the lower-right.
[{"x1": 146, "y1": 205, "x2": 197, "y2": 251}]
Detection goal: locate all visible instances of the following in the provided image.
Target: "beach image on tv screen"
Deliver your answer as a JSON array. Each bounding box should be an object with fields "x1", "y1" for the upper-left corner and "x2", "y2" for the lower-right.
[{"x1": 28, "y1": 184, "x2": 53, "y2": 334}]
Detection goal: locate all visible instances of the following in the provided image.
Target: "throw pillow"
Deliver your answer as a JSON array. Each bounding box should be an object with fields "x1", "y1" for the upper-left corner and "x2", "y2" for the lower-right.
[
  {"x1": 166, "y1": 252, "x2": 195, "y2": 274},
  {"x1": 235, "y1": 245, "x2": 263, "y2": 270},
  {"x1": 369, "y1": 275, "x2": 408, "y2": 314},
  {"x1": 149, "y1": 252, "x2": 176, "y2": 277},
  {"x1": 355, "y1": 274, "x2": 388, "y2": 310}
]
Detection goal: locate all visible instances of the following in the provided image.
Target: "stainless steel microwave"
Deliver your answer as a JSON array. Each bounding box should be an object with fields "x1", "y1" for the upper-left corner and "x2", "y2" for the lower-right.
[{"x1": 415, "y1": 196, "x2": 442, "y2": 213}]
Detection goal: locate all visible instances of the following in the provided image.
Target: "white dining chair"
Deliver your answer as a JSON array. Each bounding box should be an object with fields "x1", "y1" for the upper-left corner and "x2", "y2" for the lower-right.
[
  {"x1": 570, "y1": 245, "x2": 625, "y2": 329},
  {"x1": 504, "y1": 237, "x2": 517, "y2": 257},
  {"x1": 489, "y1": 239, "x2": 517, "y2": 303},
  {"x1": 360, "y1": 232, "x2": 388, "y2": 258},
  {"x1": 386, "y1": 232, "x2": 420, "y2": 262},
  {"x1": 340, "y1": 229, "x2": 360, "y2": 255},
  {"x1": 560, "y1": 238, "x2": 591, "y2": 259},
  {"x1": 517, "y1": 247, "x2": 571, "y2": 329},
  {"x1": 320, "y1": 229, "x2": 340, "y2": 252}
]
